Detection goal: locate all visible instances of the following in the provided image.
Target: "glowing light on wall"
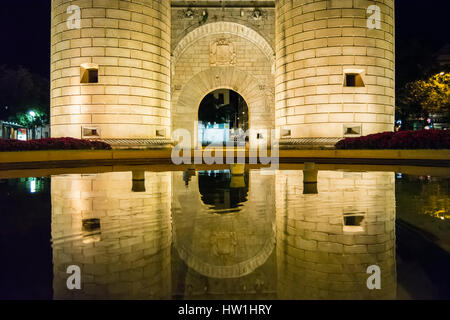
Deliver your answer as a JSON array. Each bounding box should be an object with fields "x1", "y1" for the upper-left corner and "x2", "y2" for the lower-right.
[{"x1": 29, "y1": 178, "x2": 36, "y2": 194}]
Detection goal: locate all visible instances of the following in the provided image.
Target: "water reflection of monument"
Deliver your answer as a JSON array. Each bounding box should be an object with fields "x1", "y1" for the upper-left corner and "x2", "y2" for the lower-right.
[
  {"x1": 276, "y1": 170, "x2": 397, "y2": 299},
  {"x1": 198, "y1": 170, "x2": 249, "y2": 212},
  {"x1": 50, "y1": 167, "x2": 397, "y2": 300},
  {"x1": 51, "y1": 172, "x2": 172, "y2": 299},
  {"x1": 171, "y1": 168, "x2": 277, "y2": 299}
]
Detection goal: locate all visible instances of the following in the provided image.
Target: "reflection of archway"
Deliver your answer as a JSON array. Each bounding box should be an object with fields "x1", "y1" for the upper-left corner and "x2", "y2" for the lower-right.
[
  {"x1": 198, "y1": 170, "x2": 249, "y2": 211},
  {"x1": 171, "y1": 170, "x2": 276, "y2": 280},
  {"x1": 173, "y1": 67, "x2": 272, "y2": 147},
  {"x1": 198, "y1": 89, "x2": 249, "y2": 146}
]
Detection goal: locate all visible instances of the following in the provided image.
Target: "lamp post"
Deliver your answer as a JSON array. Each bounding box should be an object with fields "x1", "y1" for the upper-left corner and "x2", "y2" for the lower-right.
[{"x1": 28, "y1": 110, "x2": 36, "y2": 140}]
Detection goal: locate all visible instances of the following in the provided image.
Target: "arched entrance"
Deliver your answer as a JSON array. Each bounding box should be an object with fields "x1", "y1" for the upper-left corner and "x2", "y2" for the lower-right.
[
  {"x1": 198, "y1": 89, "x2": 249, "y2": 146},
  {"x1": 172, "y1": 67, "x2": 273, "y2": 148},
  {"x1": 171, "y1": 19, "x2": 275, "y2": 149}
]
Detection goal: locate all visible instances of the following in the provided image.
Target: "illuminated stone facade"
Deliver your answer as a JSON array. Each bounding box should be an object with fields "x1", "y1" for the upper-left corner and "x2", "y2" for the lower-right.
[
  {"x1": 275, "y1": 0, "x2": 395, "y2": 142},
  {"x1": 51, "y1": 0, "x2": 171, "y2": 139},
  {"x1": 51, "y1": 0, "x2": 395, "y2": 146},
  {"x1": 51, "y1": 172, "x2": 172, "y2": 299},
  {"x1": 171, "y1": 169, "x2": 277, "y2": 298},
  {"x1": 50, "y1": 168, "x2": 397, "y2": 299},
  {"x1": 275, "y1": 170, "x2": 396, "y2": 299}
]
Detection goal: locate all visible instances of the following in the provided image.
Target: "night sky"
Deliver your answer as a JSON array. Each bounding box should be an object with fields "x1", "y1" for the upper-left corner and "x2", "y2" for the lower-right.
[{"x1": 0, "y1": 0, "x2": 449, "y2": 80}]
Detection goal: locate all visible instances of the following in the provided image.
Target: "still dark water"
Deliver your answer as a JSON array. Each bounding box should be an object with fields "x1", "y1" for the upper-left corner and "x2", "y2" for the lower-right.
[{"x1": 0, "y1": 166, "x2": 449, "y2": 300}]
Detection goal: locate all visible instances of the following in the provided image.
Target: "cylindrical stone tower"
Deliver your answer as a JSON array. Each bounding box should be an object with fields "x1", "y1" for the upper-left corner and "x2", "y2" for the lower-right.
[
  {"x1": 275, "y1": 0, "x2": 395, "y2": 145},
  {"x1": 50, "y1": 0, "x2": 171, "y2": 141}
]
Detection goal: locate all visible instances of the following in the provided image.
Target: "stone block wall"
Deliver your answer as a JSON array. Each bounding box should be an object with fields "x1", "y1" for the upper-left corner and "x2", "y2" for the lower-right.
[
  {"x1": 50, "y1": 0, "x2": 396, "y2": 143},
  {"x1": 171, "y1": 5, "x2": 276, "y2": 147},
  {"x1": 50, "y1": 0, "x2": 171, "y2": 139},
  {"x1": 51, "y1": 171, "x2": 172, "y2": 299},
  {"x1": 275, "y1": 170, "x2": 396, "y2": 299},
  {"x1": 275, "y1": 0, "x2": 395, "y2": 139},
  {"x1": 171, "y1": 169, "x2": 277, "y2": 296}
]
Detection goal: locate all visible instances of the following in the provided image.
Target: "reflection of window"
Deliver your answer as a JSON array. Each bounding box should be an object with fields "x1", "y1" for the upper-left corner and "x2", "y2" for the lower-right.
[
  {"x1": 82, "y1": 218, "x2": 101, "y2": 244},
  {"x1": 281, "y1": 128, "x2": 291, "y2": 138},
  {"x1": 156, "y1": 129, "x2": 165, "y2": 138},
  {"x1": 344, "y1": 215, "x2": 364, "y2": 226},
  {"x1": 343, "y1": 212, "x2": 365, "y2": 232},
  {"x1": 198, "y1": 170, "x2": 249, "y2": 212},
  {"x1": 82, "y1": 218, "x2": 101, "y2": 232}
]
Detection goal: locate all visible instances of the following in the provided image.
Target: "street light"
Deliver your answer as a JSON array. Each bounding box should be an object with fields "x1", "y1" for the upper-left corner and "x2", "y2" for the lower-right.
[{"x1": 28, "y1": 110, "x2": 37, "y2": 140}]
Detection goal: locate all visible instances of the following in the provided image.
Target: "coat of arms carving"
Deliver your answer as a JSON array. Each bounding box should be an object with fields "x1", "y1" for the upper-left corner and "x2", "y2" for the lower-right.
[{"x1": 210, "y1": 39, "x2": 236, "y2": 66}]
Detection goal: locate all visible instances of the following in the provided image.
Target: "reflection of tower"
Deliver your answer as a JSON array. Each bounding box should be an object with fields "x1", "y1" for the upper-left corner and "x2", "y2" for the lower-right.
[
  {"x1": 51, "y1": 172, "x2": 172, "y2": 299},
  {"x1": 276, "y1": 171, "x2": 396, "y2": 299},
  {"x1": 171, "y1": 170, "x2": 277, "y2": 299}
]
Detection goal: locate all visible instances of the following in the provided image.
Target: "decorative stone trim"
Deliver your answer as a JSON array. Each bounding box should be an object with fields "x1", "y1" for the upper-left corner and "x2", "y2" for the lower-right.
[
  {"x1": 279, "y1": 138, "x2": 341, "y2": 145},
  {"x1": 172, "y1": 21, "x2": 275, "y2": 65},
  {"x1": 90, "y1": 139, "x2": 174, "y2": 149},
  {"x1": 279, "y1": 138, "x2": 341, "y2": 149}
]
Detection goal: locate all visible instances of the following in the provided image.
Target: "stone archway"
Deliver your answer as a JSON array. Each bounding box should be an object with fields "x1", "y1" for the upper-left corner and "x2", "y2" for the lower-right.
[{"x1": 173, "y1": 67, "x2": 273, "y2": 147}]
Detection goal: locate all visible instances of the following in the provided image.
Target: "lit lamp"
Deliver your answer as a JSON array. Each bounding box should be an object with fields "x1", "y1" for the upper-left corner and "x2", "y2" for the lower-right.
[{"x1": 28, "y1": 110, "x2": 37, "y2": 140}]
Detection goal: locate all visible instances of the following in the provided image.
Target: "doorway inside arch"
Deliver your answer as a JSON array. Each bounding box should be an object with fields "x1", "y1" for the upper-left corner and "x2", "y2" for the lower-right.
[{"x1": 198, "y1": 89, "x2": 249, "y2": 146}]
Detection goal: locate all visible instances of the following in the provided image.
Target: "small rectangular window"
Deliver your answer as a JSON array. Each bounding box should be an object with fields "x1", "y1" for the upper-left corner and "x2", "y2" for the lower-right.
[
  {"x1": 88, "y1": 69, "x2": 98, "y2": 83},
  {"x1": 82, "y1": 127, "x2": 100, "y2": 137},
  {"x1": 346, "y1": 74, "x2": 356, "y2": 87},
  {"x1": 80, "y1": 63, "x2": 99, "y2": 84},
  {"x1": 156, "y1": 129, "x2": 166, "y2": 138},
  {"x1": 344, "y1": 73, "x2": 365, "y2": 87},
  {"x1": 343, "y1": 124, "x2": 361, "y2": 136},
  {"x1": 281, "y1": 128, "x2": 291, "y2": 138}
]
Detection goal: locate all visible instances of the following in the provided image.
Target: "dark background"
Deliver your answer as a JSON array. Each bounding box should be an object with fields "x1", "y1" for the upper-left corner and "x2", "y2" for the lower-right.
[{"x1": 0, "y1": 0, "x2": 449, "y2": 80}]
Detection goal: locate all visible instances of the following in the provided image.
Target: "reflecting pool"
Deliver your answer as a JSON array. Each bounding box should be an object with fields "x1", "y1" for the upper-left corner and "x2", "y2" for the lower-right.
[{"x1": 0, "y1": 165, "x2": 449, "y2": 300}]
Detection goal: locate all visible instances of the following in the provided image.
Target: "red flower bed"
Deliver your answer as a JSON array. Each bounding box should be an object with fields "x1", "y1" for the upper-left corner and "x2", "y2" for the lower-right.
[
  {"x1": 0, "y1": 137, "x2": 111, "y2": 152},
  {"x1": 335, "y1": 130, "x2": 450, "y2": 149}
]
